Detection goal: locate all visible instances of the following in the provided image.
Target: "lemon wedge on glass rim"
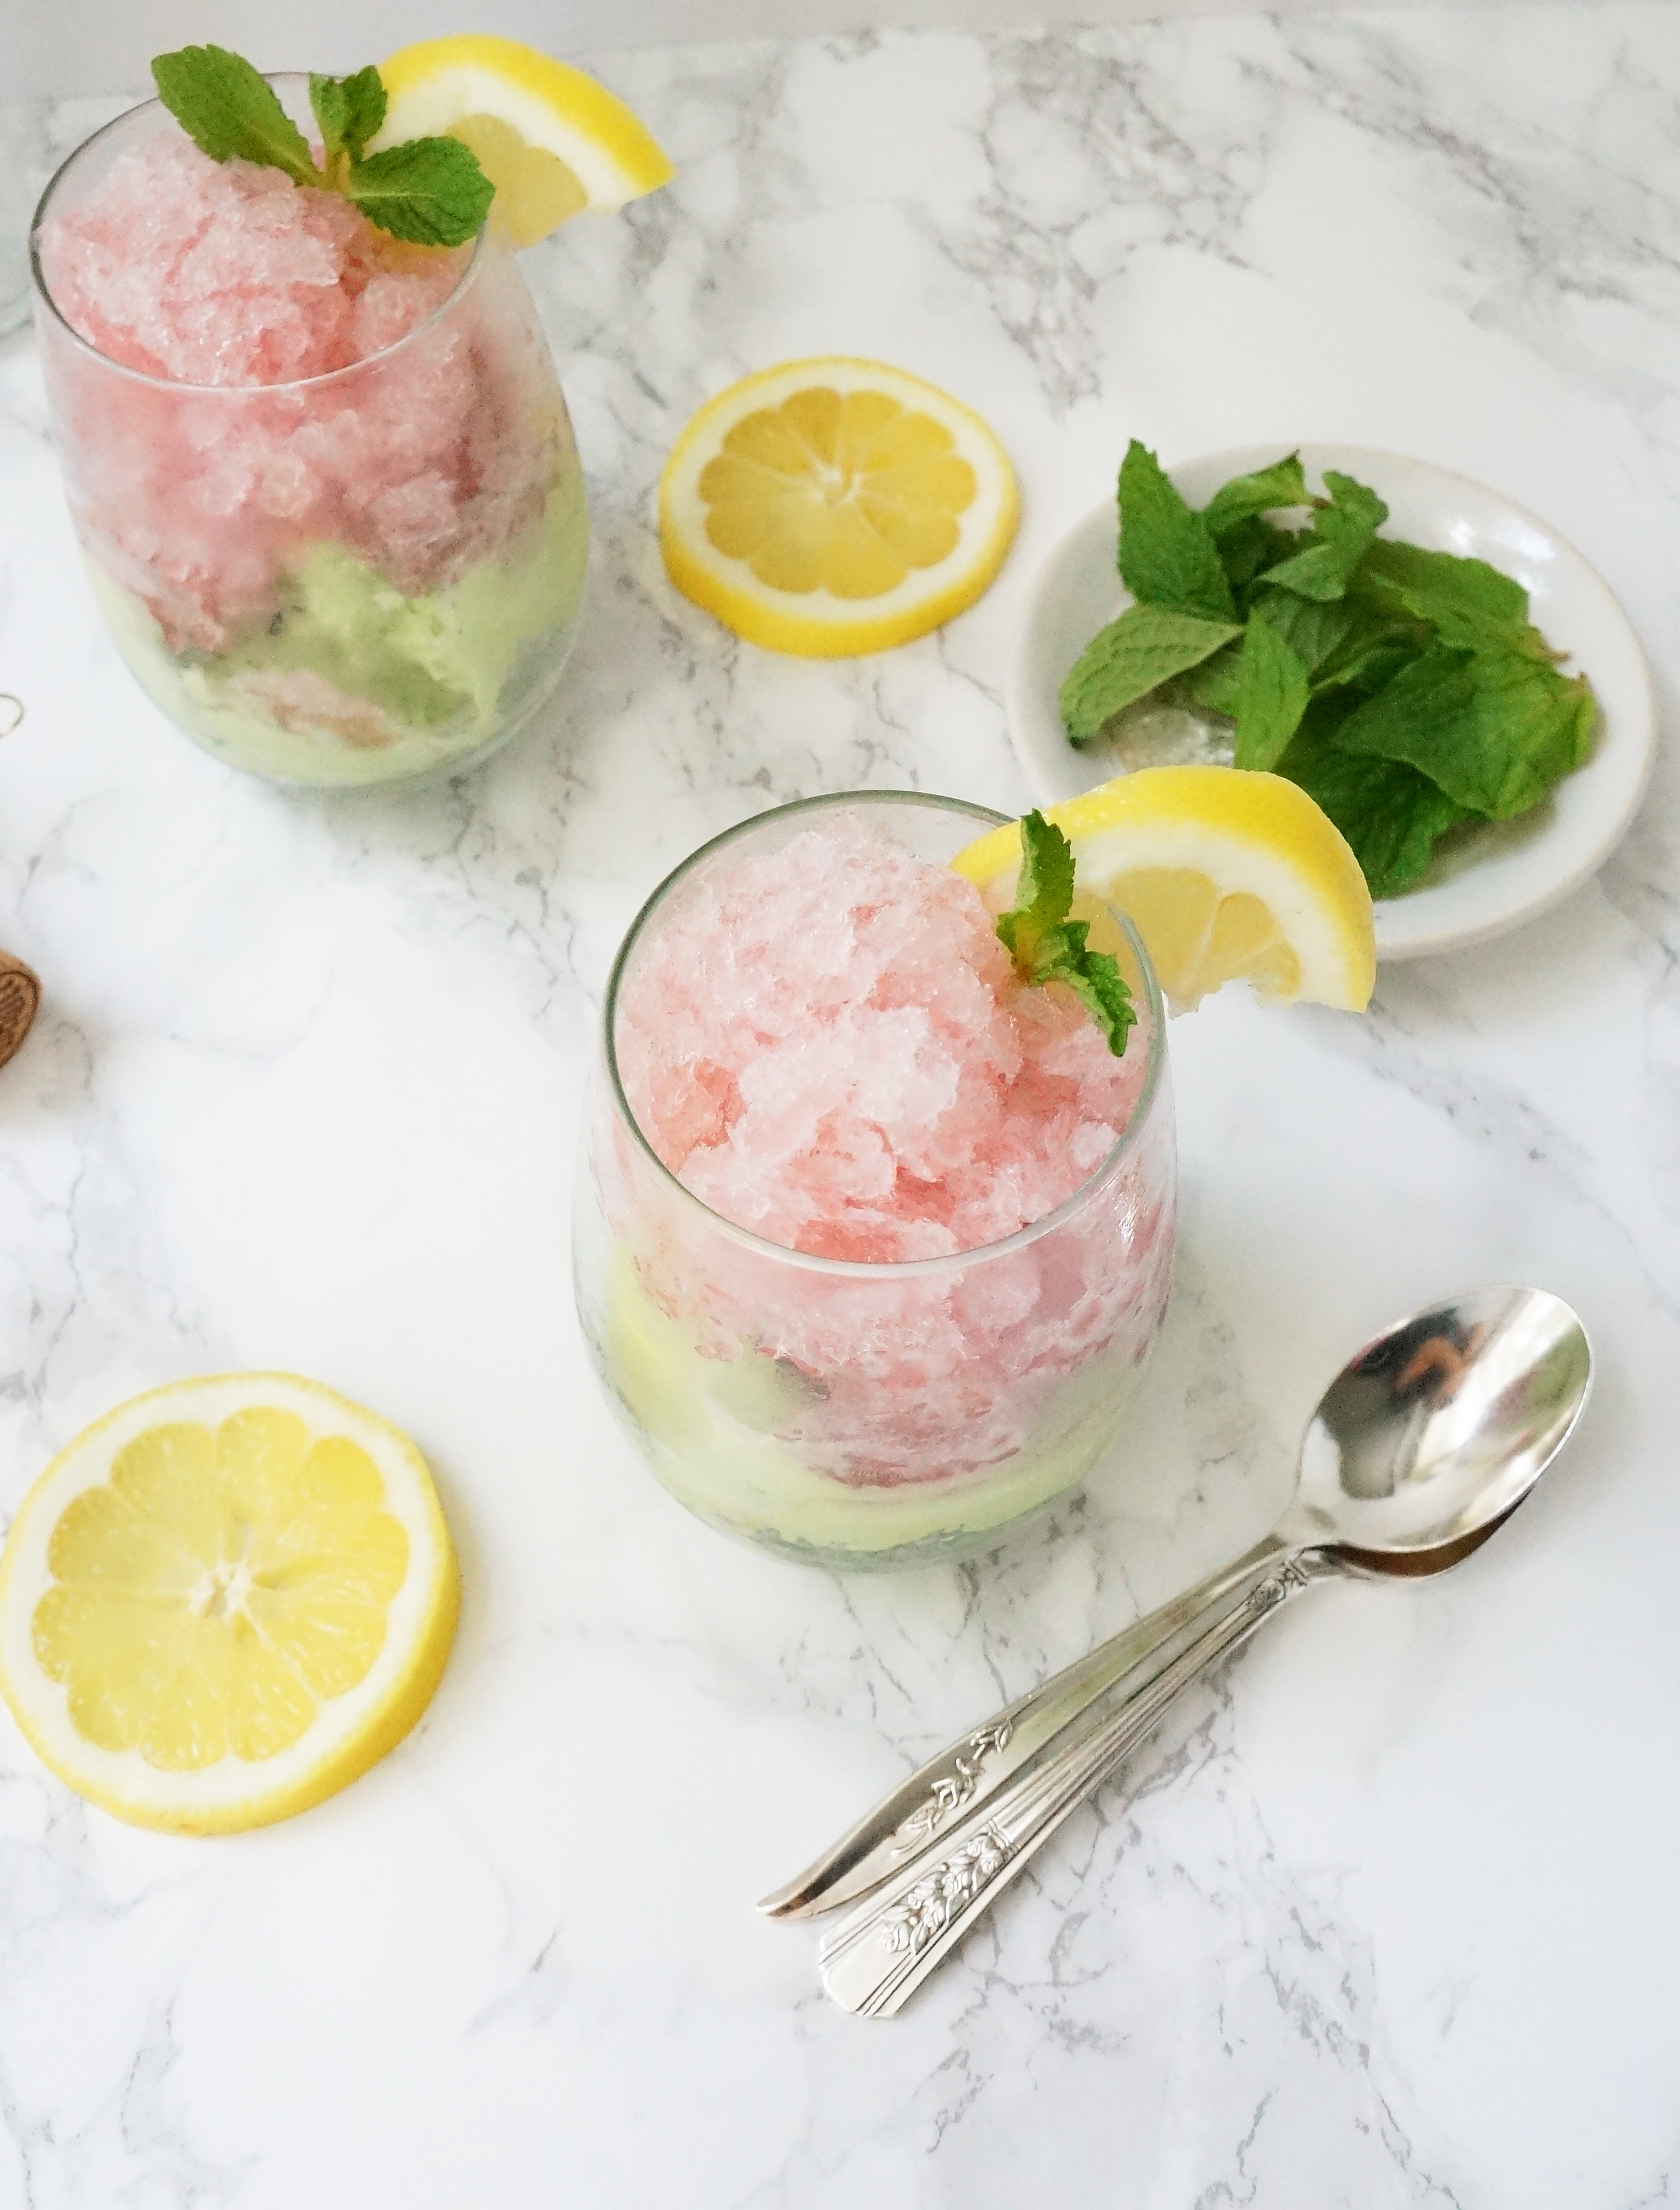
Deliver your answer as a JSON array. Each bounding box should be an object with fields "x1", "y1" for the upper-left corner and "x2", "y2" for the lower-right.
[
  {"x1": 660, "y1": 357, "x2": 1020, "y2": 656},
  {"x1": 0, "y1": 1374, "x2": 458, "y2": 1835},
  {"x1": 953, "y1": 765, "x2": 1376, "y2": 1012},
  {"x1": 374, "y1": 34, "x2": 675, "y2": 244}
]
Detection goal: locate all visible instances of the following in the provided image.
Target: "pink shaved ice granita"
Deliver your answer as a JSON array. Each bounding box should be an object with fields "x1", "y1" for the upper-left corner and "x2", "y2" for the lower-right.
[
  {"x1": 574, "y1": 795, "x2": 1176, "y2": 1566},
  {"x1": 31, "y1": 84, "x2": 587, "y2": 786}
]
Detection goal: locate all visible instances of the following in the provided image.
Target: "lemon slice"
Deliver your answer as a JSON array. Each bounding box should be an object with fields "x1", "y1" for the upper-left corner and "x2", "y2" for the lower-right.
[
  {"x1": 953, "y1": 765, "x2": 1376, "y2": 1011},
  {"x1": 374, "y1": 34, "x2": 675, "y2": 245},
  {"x1": 659, "y1": 357, "x2": 1020, "y2": 657},
  {"x1": 0, "y1": 1375, "x2": 458, "y2": 1835}
]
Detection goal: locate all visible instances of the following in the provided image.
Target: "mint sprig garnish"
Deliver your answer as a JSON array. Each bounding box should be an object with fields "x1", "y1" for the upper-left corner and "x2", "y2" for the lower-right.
[
  {"x1": 996, "y1": 813, "x2": 1135, "y2": 1057},
  {"x1": 151, "y1": 45, "x2": 495, "y2": 248},
  {"x1": 1064, "y1": 440, "x2": 1600, "y2": 899}
]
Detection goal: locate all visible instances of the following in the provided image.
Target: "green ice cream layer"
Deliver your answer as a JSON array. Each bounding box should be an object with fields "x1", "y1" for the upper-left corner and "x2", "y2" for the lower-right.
[
  {"x1": 90, "y1": 469, "x2": 588, "y2": 788},
  {"x1": 594, "y1": 1245, "x2": 1147, "y2": 1565}
]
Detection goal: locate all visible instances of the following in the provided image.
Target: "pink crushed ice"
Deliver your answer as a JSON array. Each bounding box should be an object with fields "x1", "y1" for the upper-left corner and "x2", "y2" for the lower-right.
[
  {"x1": 616, "y1": 816, "x2": 1149, "y2": 1263},
  {"x1": 602, "y1": 814, "x2": 1176, "y2": 1494},
  {"x1": 39, "y1": 138, "x2": 463, "y2": 386},
  {"x1": 36, "y1": 135, "x2": 557, "y2": 650}
]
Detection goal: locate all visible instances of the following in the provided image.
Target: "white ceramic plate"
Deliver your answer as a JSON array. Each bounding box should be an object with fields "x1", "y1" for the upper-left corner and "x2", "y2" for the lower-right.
[{"x1": 1006, "y1": 444, "x2": 1655, "y2": 961}]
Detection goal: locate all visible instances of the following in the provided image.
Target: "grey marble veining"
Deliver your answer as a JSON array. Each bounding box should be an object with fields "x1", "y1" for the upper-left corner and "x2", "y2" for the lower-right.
[{"x1": 3, "y1": 10, "x2": 1680, "y2": 2206}]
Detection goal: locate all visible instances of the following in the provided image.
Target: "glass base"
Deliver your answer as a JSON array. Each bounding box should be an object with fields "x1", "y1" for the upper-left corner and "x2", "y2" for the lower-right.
[
  {"x1": 85, "y1": 479, "x2": 588, "y2": 793},
  {"x1": 203, "y1": 619, "x2": 583, "y2": 795},
  {"x1": 667, "y1": 1476, "x2": 1091, "y2": 1575}
]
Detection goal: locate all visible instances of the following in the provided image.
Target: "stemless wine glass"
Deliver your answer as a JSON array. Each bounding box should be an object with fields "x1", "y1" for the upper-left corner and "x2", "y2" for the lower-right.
[
  {"x1": 573, "y1": 791, "x2": 1178, "y2": 1571},
  {"x1": 30, "y1": 81, "x2": 587, "y2": 789}
]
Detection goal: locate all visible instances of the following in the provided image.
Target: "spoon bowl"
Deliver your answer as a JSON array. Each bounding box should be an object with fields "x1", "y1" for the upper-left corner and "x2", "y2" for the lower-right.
[{"x1": 1289, "y1": 1285, "x2": 1593, "y2": 1558}]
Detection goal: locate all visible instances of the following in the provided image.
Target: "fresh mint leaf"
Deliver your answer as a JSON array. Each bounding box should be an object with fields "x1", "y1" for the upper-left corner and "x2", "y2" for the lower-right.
[
  {"x1": 1331, "y1": 641, "x2": 1479, "y2": 786},
  {"x1": 1344, "y1": 545, "x2": 1595, "y2": 805},
  {"x1": 1177, "y1": 640, "x2": 1246, "y2": 718},
  {"x1": 1455, "y1": 653, "x2": 1594, "y2": 816},
  {"x1": 996, "y1": 813, "x2": 1134, "y2": 1056},
  {"x1": 1354, "y1": 542, "x2": 1559, "y2": 668},
  {"x1": 1325, "y1": 468, "x2": 1389, "y2": 530},
  {"x1": 1232, "y1": 612, "x2": 1310, "y2": 771},
  {"x1": 1202, "y1": 452, "x2": 1308, "y2": 538},
  {"x1": 310, "y1": 67, "x2": 387, "y2": 171},
  {"x1": 1182, "y1": 594, "x2": 1360, "y2": 724},
  {"x1": 345, "y1": 137, "x2": 495, "y2": 246},
  {"x1": 996, "y1": 810, "x2": 1075, "y2": 967},
  {"x1": 1283, "y1": 743, "x2": 1475, "y2": 899},
  {"x1": 1060, "y1": 604, "x2": 1242, "y2": 744},
  {"x1": 1117, "y1": 441, "x2": 1236, "y2": 622},
  {"x1": 1332, "y1": 640, "x2": 1590, "y2": 819},
  {"x1": 1219, "y1": 518, "x2": 1303, "y2": 601},
  {"x1": 1358, "y1": 537, "x2": 1529, "y2": 631},
  {"x1": 1246, "y1": 587, "x2": 1356, "y2": 678},
  {"x1": 152, "y1": 45, "x2": 318, "y2": 185},
  {"x1": 1263, "y1": 469, "x2": 1388, "y2": 603},
  {"x1": 1308, "y1": 607, "x2": 1428, "y2": 699},
  {"x1": 1567, "y1": 680, "x2": 1599, "y2": 767}
]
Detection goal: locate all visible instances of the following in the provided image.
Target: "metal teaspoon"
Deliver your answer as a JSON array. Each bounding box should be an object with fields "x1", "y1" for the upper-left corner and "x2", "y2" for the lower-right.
[{"x1": 759, "y1": 1284, "x2": 1592, "y2": 2017}]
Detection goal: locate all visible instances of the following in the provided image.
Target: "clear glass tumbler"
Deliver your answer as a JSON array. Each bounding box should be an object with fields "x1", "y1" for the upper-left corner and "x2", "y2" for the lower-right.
[
  {"x1": 573, "y1": 791, "x2": 1177, "y2": 1570},
  {"x1": 30, "y1": 82, "x2": 588, "y2": 788}
]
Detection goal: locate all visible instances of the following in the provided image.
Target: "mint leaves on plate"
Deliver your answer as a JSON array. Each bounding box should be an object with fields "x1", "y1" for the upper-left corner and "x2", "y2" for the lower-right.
[
  {"x1": 151, "y1": 46, "x2": 495, "y2": 247},
  {"x1": 1060, "y1": 443, "x2": 1598, "y2": 899},
  {"x1": 996, "y1": 813, "x2": 1135, "y2": 1056}
]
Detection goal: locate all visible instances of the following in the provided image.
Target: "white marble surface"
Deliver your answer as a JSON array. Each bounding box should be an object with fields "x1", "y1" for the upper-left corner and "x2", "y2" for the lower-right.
[
  {"x1": 3, "y1": 8, "x2": 1680, "y2": 2203},
  {"x1": 9, "y1": 0, "x2": 1584, "y2": 102}
]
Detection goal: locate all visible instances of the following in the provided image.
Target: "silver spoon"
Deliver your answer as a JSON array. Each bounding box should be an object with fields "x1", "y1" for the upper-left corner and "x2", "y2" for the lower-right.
[{"x1": 759, "y1": 1284, "x2": 1592, "y2": 2017}]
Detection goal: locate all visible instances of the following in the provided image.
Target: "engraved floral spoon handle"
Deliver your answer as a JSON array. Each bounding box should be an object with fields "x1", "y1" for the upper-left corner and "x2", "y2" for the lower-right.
[
  {"x1": 813, "y1": 1542, "x2": 1325, "y2": 2017},
  {"x1": 777, "y1": 1285, "x2": 1592, "y2": 2013},
  {"x1": 759, "y1": 1533, "x2": 1299, "y2": 1922}
]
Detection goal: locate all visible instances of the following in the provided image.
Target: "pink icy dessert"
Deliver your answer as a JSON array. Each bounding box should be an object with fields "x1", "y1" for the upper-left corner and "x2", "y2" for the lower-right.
[
  {"x1": 574, "y1": 795, "x2": 1176, "y2": 1566},
  {"x1": 32, "y1": 86, "x2": 586, "y2": 785}
]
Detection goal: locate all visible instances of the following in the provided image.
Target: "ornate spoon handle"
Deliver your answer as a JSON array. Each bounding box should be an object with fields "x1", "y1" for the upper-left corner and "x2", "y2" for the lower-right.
[
  {"x1": 761, "y1": 1533, "x2": 1295, "y2": 1921},
  {"x1": 813, "y1": 1548, "x2": 1321, "y2": 2017}
]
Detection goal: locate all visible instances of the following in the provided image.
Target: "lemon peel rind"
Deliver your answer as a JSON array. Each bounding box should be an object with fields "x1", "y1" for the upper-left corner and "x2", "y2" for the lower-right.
[
  {"x1": 953, "y1": 767, "x2": 1376, "y2": 1012},
  {"x1": 0, "y1": 1374, "x2": 458, "y2": 1836},
  {"x1": 374, "y1": 34, "x2": 675, "y2": 210},
  {"x1": 658, "y1": 356, "x2": 1021, "y2": 657}
]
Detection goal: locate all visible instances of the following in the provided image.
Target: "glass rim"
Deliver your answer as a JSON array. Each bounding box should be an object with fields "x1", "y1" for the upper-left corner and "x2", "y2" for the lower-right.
[
  {"x1": 28, "y1": 74, "x2": 488, "y2": 398},
  {"x1": 600, "y1": 788, "x2": 1169, "y2": 1282}
]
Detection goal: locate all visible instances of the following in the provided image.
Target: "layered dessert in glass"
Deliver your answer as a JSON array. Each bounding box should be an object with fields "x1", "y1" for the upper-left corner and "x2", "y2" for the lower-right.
[
  {"x1": 574, "y1": 792, "x2": 1177, "y2": 1568},
  {"x1": 30, "y1": 80, "x2": 587, "y2": 787}
]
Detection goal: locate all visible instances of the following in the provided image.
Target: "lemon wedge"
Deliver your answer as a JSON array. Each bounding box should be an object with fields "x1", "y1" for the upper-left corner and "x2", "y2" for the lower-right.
[
  {"x1": 659, "y1": 357, "x2": 1020, "y2": 656},
  {"x1": 953, "y1": 765, "x2": 1376, "y2": 1011},
  {"x1": 0, "y1": 1375, "x2": 458, "y2": 1835},
  {"x1": 374, "y1": 34, "x2": 675, "y2": 245}
]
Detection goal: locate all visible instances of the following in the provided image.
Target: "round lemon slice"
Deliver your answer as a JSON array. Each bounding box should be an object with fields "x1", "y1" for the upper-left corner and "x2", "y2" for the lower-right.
[
  {"x1": 659, "y1": 357, "x2": 1020, "y2": 656},
  {"x1": 0, "y1": 1375, "x2": 458, "y2": 1835},
  {"x1": 374, "y1": 34, "x2": 675, "y2": 244},
  {"x1": 953, "y1": 765, "x2": 1376, "y2": 1012}
]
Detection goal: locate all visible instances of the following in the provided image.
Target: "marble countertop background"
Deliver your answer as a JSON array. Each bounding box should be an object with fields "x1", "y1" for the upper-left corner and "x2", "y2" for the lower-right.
[
  {"x1": 11, "y1": 0, "x2": 1619, "y2": 100},
  {"x1": 4, "y1": 7, "x2": 1680, "y2": 2204}
]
